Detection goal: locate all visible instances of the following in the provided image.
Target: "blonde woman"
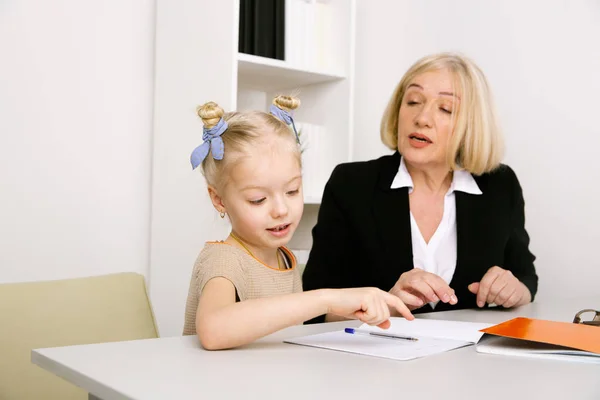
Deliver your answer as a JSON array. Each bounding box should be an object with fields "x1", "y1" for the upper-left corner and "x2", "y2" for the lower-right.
[{"x1": 303, "y1": 53, "x2": 538, "y2": 322}]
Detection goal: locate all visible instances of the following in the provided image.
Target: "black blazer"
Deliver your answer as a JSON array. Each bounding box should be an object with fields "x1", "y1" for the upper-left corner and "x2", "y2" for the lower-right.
[{"x1": 302, "y1": 152, "x2": 538, "y2": 322}]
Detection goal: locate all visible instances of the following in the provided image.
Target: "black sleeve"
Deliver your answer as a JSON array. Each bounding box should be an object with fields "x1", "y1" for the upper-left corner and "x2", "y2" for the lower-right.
[
  {"x1": 302, "y1": 165, "x2": 355, "y2": 323},
  {"x1": 503, "y1": 167, "x2": 539, "y2": 301}
]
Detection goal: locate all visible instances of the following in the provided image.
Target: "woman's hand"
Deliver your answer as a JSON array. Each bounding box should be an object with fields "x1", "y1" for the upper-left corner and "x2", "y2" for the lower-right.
[
  {"x1": 325, "y1": 287, "x2": 414, "y2": 329},
  {"x1": 468, "y1": 266, "x2": 531, "y2": 308},
  {"x1": 389, "y1": 269, "x2": 458, "y2": 311}
]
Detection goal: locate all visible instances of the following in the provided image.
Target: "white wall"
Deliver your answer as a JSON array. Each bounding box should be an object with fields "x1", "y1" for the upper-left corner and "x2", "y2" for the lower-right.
[
  {"x1": 354, "y1": 0, "x2": 600, "y2": 301},
  {"x1": 0, "y1": 1, "x2": 155, "y2": 283},
  {"x1": 2, "y1": 0, "x2": 596, "y2": 336},
  {"x1": 150, "y1": 0, "x2": 238, "y2": 337}
]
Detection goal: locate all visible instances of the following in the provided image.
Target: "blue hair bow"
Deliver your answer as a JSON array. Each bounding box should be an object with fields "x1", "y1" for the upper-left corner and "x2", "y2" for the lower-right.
[
  {"x1": 269, "y1": 104, "x2": 300, "y2": 143},
  {"x1": 190, "y1": 118, "x2": 228, "y2": 170}
]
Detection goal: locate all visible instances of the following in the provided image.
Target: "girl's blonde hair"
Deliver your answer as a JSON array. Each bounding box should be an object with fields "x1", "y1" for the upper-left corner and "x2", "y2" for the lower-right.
[
  {"x1": 380, "y1": 52, "x2": 504, "y2": 175},
  {"x1": 198, "y1": 95, "x2": 301, "y2": 189}
]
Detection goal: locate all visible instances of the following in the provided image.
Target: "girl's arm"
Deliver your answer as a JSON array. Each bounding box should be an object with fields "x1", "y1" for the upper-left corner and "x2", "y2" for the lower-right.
[
  {"x1": 324, "y1": 313, "x2": 350, "y2": 323},
  {"x1": 196, "y1": 277, "x2": 413, "y2": 350}
]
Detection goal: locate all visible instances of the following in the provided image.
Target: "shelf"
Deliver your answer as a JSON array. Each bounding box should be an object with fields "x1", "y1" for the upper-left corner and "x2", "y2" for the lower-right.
[{"x1": 237, "y1": 53, "x2": 345, "y2": 92}]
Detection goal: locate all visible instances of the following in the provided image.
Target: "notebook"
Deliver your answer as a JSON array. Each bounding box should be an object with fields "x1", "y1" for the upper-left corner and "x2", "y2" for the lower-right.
[
  {"x1": 284, "y1": 318, "x2": 493, "y2": 361},
  {"x1": 476, "y1": 317, "x2": 600, "y2": 363}
]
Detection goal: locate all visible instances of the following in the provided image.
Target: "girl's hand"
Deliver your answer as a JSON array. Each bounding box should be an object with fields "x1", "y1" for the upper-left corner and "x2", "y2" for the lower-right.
[{"x1": 325, "y1": 287, "x2": 414, "y2": 329}]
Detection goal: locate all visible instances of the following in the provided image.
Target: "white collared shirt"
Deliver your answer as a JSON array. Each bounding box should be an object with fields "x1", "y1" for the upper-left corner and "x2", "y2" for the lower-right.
[{"x1": 391, "y1": 157, "x2": 482, "y2": 308}]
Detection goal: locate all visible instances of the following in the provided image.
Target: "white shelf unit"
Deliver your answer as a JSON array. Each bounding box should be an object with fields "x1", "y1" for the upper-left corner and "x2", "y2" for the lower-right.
[
  {"x1": 237, "y1": 53, "x2": 345, "y2": 91},
  {"x1": 151, "y1": 0, "x2": 356, "y2": 336},
  {"x1": 236, "y1": 0, "x2": 356, "y2": 203}
]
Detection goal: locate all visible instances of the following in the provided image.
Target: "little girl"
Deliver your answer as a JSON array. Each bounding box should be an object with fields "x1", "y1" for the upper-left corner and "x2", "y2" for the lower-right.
[{"x1": 183, "y1": 95, "x2": 414, "y2": 350}]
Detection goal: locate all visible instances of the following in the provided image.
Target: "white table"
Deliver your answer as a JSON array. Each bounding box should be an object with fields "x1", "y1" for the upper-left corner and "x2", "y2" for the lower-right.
[{"x1": 32, "y1": 296, "x2": 600, "y2": 400}]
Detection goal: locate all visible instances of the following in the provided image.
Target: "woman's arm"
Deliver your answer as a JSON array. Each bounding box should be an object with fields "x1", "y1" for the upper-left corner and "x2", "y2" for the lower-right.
[
  {"x1": 196, "y1": 277, "x2": 413, "y2": 350},
  {"x1": 467, "y1": 167, "x2": 538, "y2": 308},
  {"x1": 504, "y1": 166, "x2": 538, "y2": 300}
]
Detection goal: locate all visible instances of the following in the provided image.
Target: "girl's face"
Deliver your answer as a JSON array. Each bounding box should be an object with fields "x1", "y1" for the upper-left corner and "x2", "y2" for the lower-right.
[{"x1": 218, "y1": 136, "x2": 303, "y2": 255}]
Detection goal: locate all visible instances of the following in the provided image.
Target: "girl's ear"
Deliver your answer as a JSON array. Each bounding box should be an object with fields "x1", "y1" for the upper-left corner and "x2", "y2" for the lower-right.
[{"x1": 207, "y1": 185, "x2": 226, "y2": 213}]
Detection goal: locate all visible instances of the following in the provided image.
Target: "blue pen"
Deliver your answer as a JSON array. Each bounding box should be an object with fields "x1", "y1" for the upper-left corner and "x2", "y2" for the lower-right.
[{"x1": 344, "y1": 328, "x2": 419, "y2": 341}]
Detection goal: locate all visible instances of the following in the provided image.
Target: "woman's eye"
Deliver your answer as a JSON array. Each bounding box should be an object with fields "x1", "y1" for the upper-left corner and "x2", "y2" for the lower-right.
[
  {"x1": 440, "y1": 107, "x2": 452, "y2": 114},
  {"x1": 249, "y1": 198, "x2": 266, "y2": 205},
  {"x1": 407, "y1": 101, "x2": 420, "y2": 106},
  {"x1": 287, "y1": 189, "x2": 299, "y2": 196}
]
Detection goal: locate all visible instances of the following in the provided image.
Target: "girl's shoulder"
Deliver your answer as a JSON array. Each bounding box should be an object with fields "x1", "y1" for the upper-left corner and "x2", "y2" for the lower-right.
[
  {"x1": 188, "y1": 242, "x2": 250, "y2": 287},
  {"x1": 196, "y1": 241, "x2": 248, "y2": 266}
]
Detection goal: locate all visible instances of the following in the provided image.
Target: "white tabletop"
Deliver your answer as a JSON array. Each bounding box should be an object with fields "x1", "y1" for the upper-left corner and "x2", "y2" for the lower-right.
[{"x1": 32, "y1": 295, "x2": 600, "y2": 400}]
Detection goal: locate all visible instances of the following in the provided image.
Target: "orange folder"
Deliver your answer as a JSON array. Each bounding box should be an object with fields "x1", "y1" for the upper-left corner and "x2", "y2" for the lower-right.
[{"x1": 480, "y1": 317, "x2": 600, "y2": 354}]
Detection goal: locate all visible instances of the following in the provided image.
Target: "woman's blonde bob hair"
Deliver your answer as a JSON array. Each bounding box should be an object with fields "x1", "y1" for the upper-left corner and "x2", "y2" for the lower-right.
[{"x1": 380, "y1": 52, "x2": 504, "y2": 175}]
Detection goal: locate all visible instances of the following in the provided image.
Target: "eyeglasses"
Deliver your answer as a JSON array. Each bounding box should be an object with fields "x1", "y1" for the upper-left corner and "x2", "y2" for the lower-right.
[{"x1": 573, "y1": 309, "x2": 600, "y2": 327}]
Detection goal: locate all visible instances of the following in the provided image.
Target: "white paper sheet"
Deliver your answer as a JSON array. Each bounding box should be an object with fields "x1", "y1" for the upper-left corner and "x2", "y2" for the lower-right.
[{"x1": 285, "y1": 318, "x2": 493, "y2": 361}]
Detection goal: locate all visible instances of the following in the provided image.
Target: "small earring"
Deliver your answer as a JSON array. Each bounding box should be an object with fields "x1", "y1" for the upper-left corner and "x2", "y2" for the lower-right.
[{"x1": 219, "y1": 211, "x2": 226, "y2": 219}]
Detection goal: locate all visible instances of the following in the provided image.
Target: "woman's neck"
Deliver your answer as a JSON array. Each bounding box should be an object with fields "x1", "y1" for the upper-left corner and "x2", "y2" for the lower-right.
[{"x1": 405, "y1": 161, "x2": 453, "y2": 196}]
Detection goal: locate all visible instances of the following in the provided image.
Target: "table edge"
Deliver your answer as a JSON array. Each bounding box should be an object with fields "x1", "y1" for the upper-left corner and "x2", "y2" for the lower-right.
[{"x1": 31, "y1": 349, "x2": 134, "y2": 400}]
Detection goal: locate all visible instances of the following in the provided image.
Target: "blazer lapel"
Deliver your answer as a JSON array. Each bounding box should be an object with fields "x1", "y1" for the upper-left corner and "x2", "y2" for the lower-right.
[{"x1": 371, "y1": 153, "x2": 414, "y2": 287}]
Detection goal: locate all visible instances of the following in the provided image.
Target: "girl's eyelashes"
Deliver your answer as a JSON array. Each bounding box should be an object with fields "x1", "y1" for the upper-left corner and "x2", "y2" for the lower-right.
[{"x1": 246, "y1": 188, "x2": 300, "y2": 204}]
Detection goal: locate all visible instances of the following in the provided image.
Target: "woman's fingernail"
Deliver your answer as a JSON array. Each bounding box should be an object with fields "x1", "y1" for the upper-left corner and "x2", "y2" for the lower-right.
[
  {"x1": 442, "y1": 294, "x2": 450, "y2": 302},
  {"x1": 432, "y1": 295, "x2": 439, "y2": 302},
  {"x1": 451, "y1": 295, "x2": 458, "y2": 303},
  {"x1": 477, "y1": 301, "x2": 484, "y2": 307}
]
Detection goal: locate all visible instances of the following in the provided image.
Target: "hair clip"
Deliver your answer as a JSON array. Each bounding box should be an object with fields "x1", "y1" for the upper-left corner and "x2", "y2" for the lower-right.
[
  {"x1": 269, "y1": 104, "x2": 300, "y2": 144},
  {"x1": 190, "y1": 118, "x2": 228, "y2": 169}
]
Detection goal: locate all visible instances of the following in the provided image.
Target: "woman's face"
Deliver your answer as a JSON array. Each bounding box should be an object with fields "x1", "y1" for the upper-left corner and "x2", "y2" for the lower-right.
[{"x1": 397, "y1": 69, "x2": 461, "y2": 169}]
